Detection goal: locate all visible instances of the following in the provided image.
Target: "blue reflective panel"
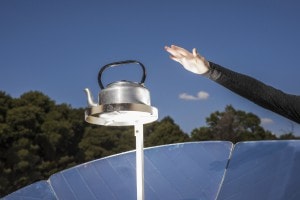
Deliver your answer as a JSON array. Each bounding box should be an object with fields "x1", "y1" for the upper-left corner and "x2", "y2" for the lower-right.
[
  {"x1": 50, "y1": 141, "x2": 233, "y2": 200},
  {"x1": 143, "y1": 141, "x2": 233, "y2": 200},
  {"x1": 217, "y1": 140, "x2": 300, "y2": 200},
  {"x1": 2, "y1": 181, "x2": 56, "y2": 200},
  {"x1": 50, "y1": 152, "x2": 137, "y2": 200}
]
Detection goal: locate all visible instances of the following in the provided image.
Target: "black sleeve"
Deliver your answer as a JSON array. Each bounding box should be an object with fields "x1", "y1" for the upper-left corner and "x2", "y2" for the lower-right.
[{"x1": 203, "y1": 62, "x2": 300, "y2": 124}]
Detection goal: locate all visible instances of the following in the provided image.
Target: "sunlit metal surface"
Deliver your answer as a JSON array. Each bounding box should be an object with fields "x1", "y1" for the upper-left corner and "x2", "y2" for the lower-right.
[
  {"x1": 217, "y1": 140, "x2": 300, "y2": 200},
  {"x1": 3, "y1": 141, "x2": 232, "y2": 200},
  {"x1": 3, "y1": 181, "x2": 56, "y2": 200},
  {"x1": 4, "y1": 140, "x2": 300, "y2": 200},
  {"x1": 50, "y1": 141, "x2": 232, "y2": 200}
]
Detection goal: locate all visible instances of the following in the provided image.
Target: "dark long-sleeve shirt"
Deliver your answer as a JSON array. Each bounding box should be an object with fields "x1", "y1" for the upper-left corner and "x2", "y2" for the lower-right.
[{"x1": 204, "y1": 62, "x2": 300, "y2": 124}]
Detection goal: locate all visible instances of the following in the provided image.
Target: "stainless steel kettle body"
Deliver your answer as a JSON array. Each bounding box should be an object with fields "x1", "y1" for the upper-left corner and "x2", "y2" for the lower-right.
[
  {"x1": 84, "y1": 60, "x2": 158, "y2": 126},
  {"x1": 97, "y1": 60, "x2": 150, "y2": 106}
]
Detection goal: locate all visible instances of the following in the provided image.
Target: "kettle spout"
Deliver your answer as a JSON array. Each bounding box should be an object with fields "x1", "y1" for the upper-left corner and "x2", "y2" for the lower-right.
[{"x1": 84, "y1": 88, "x2": 98, "y2": 107}]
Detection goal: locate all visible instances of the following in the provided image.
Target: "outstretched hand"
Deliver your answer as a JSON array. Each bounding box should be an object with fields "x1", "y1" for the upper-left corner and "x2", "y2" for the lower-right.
[{"x1": 164, "y1": 45, "x2": 210, "y2": 75}]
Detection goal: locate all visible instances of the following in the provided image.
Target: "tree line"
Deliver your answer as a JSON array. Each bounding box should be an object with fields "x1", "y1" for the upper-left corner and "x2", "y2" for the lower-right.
[{"x1": 0, "y1": 90, "x2": 298, "y2": 197}]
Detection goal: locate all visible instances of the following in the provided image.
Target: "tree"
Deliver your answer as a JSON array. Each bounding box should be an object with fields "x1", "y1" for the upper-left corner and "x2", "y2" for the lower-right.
[
  {"x1": 14, "y1": 91, "x2": 55, "y2": 112},
  {"x1": 79, "y1": 126, "x2": 135, "y2": 161},
  {"x1": 191, "y1": 105, "x2": 277, "y2": 143},
  {"x1": 0, "y1": 92, "x2": 13, "y2": 195},
  {"x1": 0, "y1": 91, "x2": 12, "y2": 123},
  {"x1": 5, "y1": 138, "x2": 42, "y2": 193},
  {"x1": 0, "y1": 91, "x2": 85, "y2": 196},
  {"x1": 144, "y1": 116, "x2": 189, "y2": 147},
  {"x1": 279, "y1": 133, "x2": 299, "y2": 140}
]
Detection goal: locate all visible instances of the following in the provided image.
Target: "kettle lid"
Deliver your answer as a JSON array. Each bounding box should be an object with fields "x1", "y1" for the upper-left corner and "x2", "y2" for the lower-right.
[{"x1": 106, "y1": 80, "x2": 145, "y2": 88}]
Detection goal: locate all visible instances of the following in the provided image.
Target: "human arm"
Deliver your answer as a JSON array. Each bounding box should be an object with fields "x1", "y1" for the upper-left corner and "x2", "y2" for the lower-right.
[
  {"x1": 165, "y1": 45, "x2": 300, "y2": 123},
  {"x1": 208, "y1": 62, "x2": 300, "y2": 123}
]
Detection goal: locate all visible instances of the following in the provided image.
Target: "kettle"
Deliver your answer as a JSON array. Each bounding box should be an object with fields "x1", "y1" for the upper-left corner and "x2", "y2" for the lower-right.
[{"x1": 84, "y1": 60, "x2": 158, "y2": 126}]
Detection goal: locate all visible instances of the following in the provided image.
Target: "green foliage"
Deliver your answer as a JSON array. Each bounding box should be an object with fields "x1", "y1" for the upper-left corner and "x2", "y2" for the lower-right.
[
  {"x1": 191, "y1": 105, "x2": 277, "y2": 143},
  {"x1": 144, "y1": 116, "x2": 189, "y2": 147},
  {"x1": 80, "y1": 126, "x2": 124, "y2": 160},
  {"x1": 0, "y1": 91, "x2": 83, "y2": 196},
  {"x1": 0, "y1": 91, "x2": 12, "y2": 123},
  {"x1": 279, "y1": 133, "x2": 298, "y2": 140},
  {"x1": 0, "y1": 91, "x2": 299, "y2": 197}
]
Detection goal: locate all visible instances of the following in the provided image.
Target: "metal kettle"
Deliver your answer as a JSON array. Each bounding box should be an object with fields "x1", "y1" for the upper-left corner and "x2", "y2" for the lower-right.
[{"x1": 84, "y1": 60, "x2": 158, "y2": 126}]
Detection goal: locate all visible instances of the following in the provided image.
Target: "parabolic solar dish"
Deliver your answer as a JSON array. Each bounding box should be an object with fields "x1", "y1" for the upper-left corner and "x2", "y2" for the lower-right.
[{"x1": 3, "y1": 140, "x2": 300, "y2": 200}]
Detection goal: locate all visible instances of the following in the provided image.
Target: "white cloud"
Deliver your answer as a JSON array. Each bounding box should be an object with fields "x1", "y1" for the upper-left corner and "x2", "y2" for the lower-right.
[
  {"x1": 197, "y1": 91, "x2": 209, "y2": 100},
  {"x1": 261, "y1": 118, "x2": 274, "y2": 125},
  {"x1": 179, "y1": 93, "x2": 198, "y2": 100},
  {"x1": 179, "y1": 91, "x2": 209, "y2": 101}
]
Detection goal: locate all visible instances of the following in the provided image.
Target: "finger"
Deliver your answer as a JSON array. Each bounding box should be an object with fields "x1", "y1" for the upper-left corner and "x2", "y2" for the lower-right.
[
  {"x1": 170, "y1": 45, "x2": 190, "y2": 56},
  {"x1": 169, "y1": 55, "x2": 181, "y2": 63},
  {"x1": 165, "y1": 46, "x2": 176, "y2": 55},
  {"x1": 165, "y1": 45, "x2": 184, "y2": 57}
]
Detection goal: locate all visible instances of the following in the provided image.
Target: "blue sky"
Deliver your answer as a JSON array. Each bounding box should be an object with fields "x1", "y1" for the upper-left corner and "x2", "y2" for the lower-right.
[{"x1": 1, "y1": 0, "x2": 300, "y2": 136}]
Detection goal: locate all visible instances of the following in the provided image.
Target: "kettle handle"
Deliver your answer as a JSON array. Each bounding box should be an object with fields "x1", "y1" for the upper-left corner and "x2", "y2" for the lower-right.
[{"x1": 98, "y1": 60, "x2": 146, "y2": 89}]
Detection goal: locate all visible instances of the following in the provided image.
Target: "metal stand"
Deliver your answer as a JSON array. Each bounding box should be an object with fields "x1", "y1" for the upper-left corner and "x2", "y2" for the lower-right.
[{"x1": 135, "y1": 123, "x2": 144, "y2": 200}]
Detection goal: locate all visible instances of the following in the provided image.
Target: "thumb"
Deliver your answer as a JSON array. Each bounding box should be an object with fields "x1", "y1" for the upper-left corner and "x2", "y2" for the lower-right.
[{"x1": 192, "y1": 48, "x2": 198, "y2": 57}]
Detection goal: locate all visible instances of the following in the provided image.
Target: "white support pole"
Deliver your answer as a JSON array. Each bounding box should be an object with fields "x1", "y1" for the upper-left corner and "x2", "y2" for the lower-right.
[{"x1": 135, "y1": 123, "x2": 144, "y2": 200}]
